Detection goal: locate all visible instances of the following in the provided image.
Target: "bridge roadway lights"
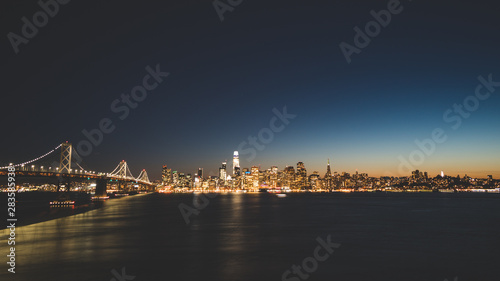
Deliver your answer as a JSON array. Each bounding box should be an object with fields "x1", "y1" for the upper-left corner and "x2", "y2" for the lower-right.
[{"x1": 95, "y1": 179, "x2": 107, "y2": 197}]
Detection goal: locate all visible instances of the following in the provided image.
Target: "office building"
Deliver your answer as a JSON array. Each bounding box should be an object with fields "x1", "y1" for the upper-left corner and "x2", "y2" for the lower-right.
[{"x1": 233, "y1": 151, "x2": 240, "y2": 176}]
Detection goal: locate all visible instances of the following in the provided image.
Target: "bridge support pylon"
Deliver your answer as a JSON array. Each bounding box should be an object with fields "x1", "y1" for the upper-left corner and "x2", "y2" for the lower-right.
[
  {"x1": 59, "y1": 142, "x2": 72, "y2": 174},
  {"x1": 95, "y1": 179, "x2": 108, "y2": 197}
]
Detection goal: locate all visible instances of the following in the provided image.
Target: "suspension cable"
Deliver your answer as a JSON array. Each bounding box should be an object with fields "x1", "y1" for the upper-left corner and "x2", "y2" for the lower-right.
[{"x1": 0, "y1": 144, "x2": 63, "y2": 170}]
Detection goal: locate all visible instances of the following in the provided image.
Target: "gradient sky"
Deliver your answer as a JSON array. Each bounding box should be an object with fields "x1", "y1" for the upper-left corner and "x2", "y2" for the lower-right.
[{"x1": 1, "y1": 0, "x2": 499, "y2": 180}]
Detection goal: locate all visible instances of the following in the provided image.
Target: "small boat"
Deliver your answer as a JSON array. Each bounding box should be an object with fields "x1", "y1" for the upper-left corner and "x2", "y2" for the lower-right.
[
  {"x1": 50, "y1": 193, "x2": 75, "y2": 206},
  {"x1": 91, "y1": 195, "x2": 110, "y2": 200}
]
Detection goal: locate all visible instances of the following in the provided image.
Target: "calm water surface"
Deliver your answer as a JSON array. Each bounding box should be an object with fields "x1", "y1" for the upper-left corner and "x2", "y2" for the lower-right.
[{"x1": 1, "y1": 192, "x2": 499, "y2": 281}]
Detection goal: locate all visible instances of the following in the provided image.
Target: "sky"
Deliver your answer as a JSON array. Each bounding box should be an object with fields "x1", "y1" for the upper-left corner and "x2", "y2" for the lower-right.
[{"x1": 1, "y1": 0, "x2": 499, "y2": 180}]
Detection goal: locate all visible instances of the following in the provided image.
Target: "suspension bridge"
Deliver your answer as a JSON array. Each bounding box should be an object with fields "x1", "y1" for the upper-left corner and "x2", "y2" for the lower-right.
[{"x1": 0, "y1": 142, "x2": 153, "y2": 195}]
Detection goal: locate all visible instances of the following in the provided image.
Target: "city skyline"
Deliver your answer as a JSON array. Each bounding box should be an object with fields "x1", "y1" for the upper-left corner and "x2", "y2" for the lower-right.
[
  {"x1": 158, "y1": 150, "x2": 498, "y2": 193},
  {"x1": 2, "y1": 0, "x2": 499, "y2": 181},
  {"x1": 160, "y1": 150, "x2": 498, "y2": 180},
  {"x1": 1, "y1": 142, "x2": 499, "y2": 181}
]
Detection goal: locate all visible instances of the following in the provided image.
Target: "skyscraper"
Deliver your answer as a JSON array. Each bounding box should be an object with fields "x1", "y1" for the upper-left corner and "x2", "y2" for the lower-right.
[
  {"x1": 219, "y1": 162, "x2": 227, "y2": 182},
  {"x1": 309, "y1": 171, "x2": 320, "y2": 189},
  {"x1": 251, "y1": 166, "x2": 260, "y2": 188},
  {"x1": 162, "y1": 165, "x2": 168, "y2": 184},
  {"x1": 162, "y1": 165, "x2": 172, "y2": 186},
  {"x1": 284, "y1": 165, "x2": 296, "y2": 189},
  {"x1": 296, "y1": 162, "x2": 307, "y2": 188},
  {"x1": 325, "y1": 159, "x2": 332, "y2": 178},
  {"x1": 270, "y1": 166, "x2": 278, "y2": 187},
  {"x1": 197, "y1": 168, "x2": 203, "y2": 179},
  {"x1": 172, "y1": 171, "x2": 179, "y2": 185},
  {"x1": 324, "y1": 159, "x2": 332, "y2": 190},
  {"x1": 233, "y1": 151, "x2": 240, "y2": 176}
]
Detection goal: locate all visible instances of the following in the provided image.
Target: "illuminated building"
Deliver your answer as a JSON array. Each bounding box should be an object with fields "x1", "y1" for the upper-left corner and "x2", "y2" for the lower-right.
[
  {"x1": 251, "y1": 166, "x2": 259, "y2": 188},
  {"x1": 243, "y1": 170, "x2": 252, "y2": 189},
  {"x1": 284, "y1": 166, "x2": 295, "y2": 189},
  {"x1": 270, "y1": 166, "x2": 278, "y2": 187},
  {"x1": 412, "y1": 170, "x2": 422, "y2": 180},
  {"x1": 219, "y1": 162, "x2": 227, "y2": 183},
  {"x1": 296, "y1": 162, "x2": 307, "y2": 188},
  {"x1": 233, "y1": 151, "x2": 240, "y2": 176},
  {"x1": 162, "y1": 165, "x2": 172, "y2": 185},
  {"x1": 162, "y1": 165, "x2": 168, "y2": 184},
  {"x1": 172, "y1": 171, "x2": 179, "y2": 185},
  {"x1": 309, "y1": 171, "x2": 320, "y2": 189},
  {"x1": 271, "y1": 166, "x2": 278, "y2": 174},
  {"x1": 324, "y1": 159, "x2": 333, "y2": 190},
  {"x1": 179, "y1": 172, "x2": 185, "y2": 186}
]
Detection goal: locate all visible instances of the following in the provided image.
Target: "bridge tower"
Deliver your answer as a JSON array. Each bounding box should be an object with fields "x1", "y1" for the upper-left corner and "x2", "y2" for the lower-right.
[
  {"x1": 112, "y1": 160, "x2": 130, "y2": 179},
  {"x1": 137, "y1": 169, "x2": 150, "y2": 183},
  {"x1": 110, "y1": 160, "x2": 132, "y2": 191},
  {"x1": 59, "y1": 142, "x2": 72, "y2": 173}
]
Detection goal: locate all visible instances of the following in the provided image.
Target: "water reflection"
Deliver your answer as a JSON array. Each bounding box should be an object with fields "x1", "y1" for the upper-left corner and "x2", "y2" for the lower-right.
[{"x1": 0, "y1": 193, "x2": 499, "y2": 281}]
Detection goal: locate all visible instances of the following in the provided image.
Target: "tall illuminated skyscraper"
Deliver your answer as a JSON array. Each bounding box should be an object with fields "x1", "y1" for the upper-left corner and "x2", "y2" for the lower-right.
[
  {"x1": 284, "y1": 165, "x2": 296, "y2": 189},
  {"x1": 270, "y1": 166, "x2": 278, "y2": 187},
  {"x1": 324, "y1": 159, "x2": 332, "y2": 190},
  {"x1": 296, "y1": 162, "x2": 307, "y2": 188},
  {"x1": 233, "y1": 151, "x2": 240, "y2": 176},
  {"x1": 219, "y1": 162, "x2": 227, "y2": 181},
  {"x1": 162, "y1": 165, "x2": 168, "y2": 184},
  {"x1": 325, "y1": 159, "x2": 332, "y2": 178},
  {"x1": 172, "y1": 171, "x2": 179, "y2": 185},
  {"x1": 162, "y1": 165, "x2": 172, "y2": 186},
  {"x1": 251, "y1": 166, "x2": 260, "y2": 188}
]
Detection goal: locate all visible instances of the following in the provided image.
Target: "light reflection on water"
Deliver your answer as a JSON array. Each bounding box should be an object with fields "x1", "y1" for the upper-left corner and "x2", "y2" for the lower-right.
[{"x1": 1, "y1": 192, "x2": 499, "y2": 281}]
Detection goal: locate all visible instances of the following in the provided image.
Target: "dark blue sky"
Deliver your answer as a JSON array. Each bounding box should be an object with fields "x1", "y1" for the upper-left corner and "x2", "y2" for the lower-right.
[{"x1": 1, "y1": 0, "x2": 499, "y2": 179}]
